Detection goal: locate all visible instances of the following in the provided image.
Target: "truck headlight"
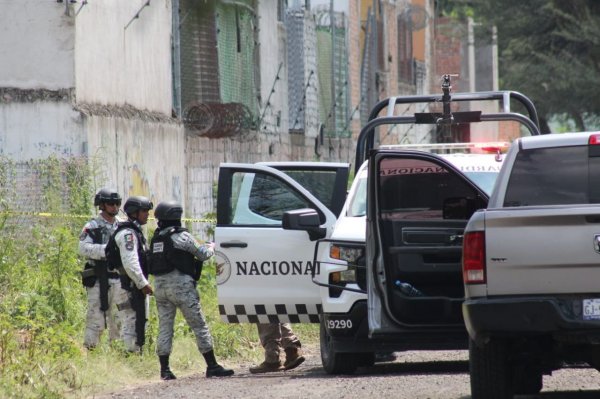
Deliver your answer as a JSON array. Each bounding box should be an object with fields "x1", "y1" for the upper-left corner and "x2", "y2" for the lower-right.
[
  {"x1": 331, "y1": 269, "x2": 357, "y2": 283},
  {"x1": 330, "y1": 245, "x2": 364, "y2": 263}
]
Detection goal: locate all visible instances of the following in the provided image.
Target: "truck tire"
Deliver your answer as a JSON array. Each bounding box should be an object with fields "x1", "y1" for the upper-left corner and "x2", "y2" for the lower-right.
[
  {"x1": 469, "y1": 338, "x2": 514, "y2": 399},
  {"x1": 514, "y1": 367, "x2": 543, "y2": 395},
  {"x1": 356, "y1": 352, "x2": 375, "y2": 367},
  {"x1": 320, "y1": 319, "x2": 358, "y2": 374}
]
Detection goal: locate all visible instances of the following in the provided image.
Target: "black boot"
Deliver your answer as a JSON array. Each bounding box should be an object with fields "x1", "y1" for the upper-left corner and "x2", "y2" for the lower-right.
[
  {"x1": 203, "y1": 350, "x2": 234, "y2": 378},
  {"x1": 159, "y1": 355, "x2": 177, "y2": 380}
]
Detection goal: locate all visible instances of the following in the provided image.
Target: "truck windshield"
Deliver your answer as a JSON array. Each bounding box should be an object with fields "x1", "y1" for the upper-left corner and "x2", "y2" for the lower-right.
[
  {"x1": 504, "y1": 146, "x2": 594, "y2": 206},
  {"x1": 347, "y1": 154, "x2": 501, "y2": 217},
  {"x1": 463, "y1": 172, "x2": 497, "y2": 195},
  {"x1": 347, "y1": 176, "x2": 367, "y2": 217}
]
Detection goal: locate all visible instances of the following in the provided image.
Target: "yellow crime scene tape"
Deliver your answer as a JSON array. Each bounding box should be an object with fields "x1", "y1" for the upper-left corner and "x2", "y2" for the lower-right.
[{"x1": 0, "y1": 211, "x2": 216, "y2": 224}]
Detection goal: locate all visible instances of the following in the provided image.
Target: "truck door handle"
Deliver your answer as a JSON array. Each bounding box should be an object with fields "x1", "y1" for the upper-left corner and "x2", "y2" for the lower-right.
[
  {"x1": 220, "y1": 241, "x2": 248, "y2": 248},
  {"x1": 449, "y1": 234, "x2": 464, "y2": 243}
]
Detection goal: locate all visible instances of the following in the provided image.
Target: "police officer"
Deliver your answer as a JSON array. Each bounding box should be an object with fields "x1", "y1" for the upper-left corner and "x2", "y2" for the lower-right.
[
  {"x1": 105, "y1": 195, "x2": 154, "y2": 353},
  {"x1": 79, "y1": 188, "x2": 123, "y2": 349},
  {"x1": 250, "y1": 323, "x2": 305, "y2": 373},
  {"x1": 149, "y1": 200, "x2": 234, "y2": 379}
]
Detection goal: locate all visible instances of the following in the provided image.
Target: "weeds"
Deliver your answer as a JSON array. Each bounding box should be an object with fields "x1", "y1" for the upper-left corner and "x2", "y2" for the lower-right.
[{"x1": 0, "y1": 156, "x2": 319, "y2": 398}]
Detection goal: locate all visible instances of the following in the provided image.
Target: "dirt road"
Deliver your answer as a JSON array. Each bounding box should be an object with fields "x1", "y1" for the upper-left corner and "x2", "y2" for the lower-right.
[{"x1": 94, "y1": 346, "x2": 600, "y2": 399}]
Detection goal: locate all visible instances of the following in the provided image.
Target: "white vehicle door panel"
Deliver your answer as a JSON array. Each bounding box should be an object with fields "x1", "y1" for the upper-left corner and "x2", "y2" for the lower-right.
[
  {"x1": 216, "y1": 163, "x2": 342, "y2": 324},
  {"x1": 366, "y1": 152, "x2": 489, "y2": 335}
]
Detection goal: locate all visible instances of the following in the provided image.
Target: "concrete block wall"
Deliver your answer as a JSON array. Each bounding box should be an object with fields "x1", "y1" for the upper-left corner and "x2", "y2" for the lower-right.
[
  {"x1": 0, "y1": 1, "x2": 74, "y2": 90},
  {"x1": 0, "y1": 95, "x2": 84, "y2": 159},
  {"x1": 83, "y1": 112, "x2": 185, "y2": 209},
  {"x1": 75, "y1": 0, "x2": 173, "y2": 115}
]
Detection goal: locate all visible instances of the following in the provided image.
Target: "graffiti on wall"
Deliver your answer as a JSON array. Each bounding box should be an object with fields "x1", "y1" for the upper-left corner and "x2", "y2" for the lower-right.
[{"x1": 128, "y1": 164, "x2": 155, "y2": 205}]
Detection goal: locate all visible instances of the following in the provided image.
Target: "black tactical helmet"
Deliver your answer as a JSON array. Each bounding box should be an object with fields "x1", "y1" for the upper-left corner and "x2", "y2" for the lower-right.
[
  {"x1": 154, "y1": 200, "x2": 183, "y2": 221},
  {"x1": 94, "y1": 188, "x2": 122, "y2": 206},
  {"x1": 123, "y1": 196, "x2": 154, "y2": 215}
]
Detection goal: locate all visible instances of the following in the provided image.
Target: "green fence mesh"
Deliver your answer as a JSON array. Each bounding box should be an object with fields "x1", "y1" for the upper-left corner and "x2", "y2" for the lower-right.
[
  {"x1": 216, "y1": 2, "x2": 259, "y2": 120},
  {"x1": 316, "y1": 17, "x2": 350, "y2": 138}
]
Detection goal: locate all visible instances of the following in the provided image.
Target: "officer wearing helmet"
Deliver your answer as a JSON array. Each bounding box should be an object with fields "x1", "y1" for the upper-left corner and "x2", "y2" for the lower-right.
[
  {"x1": 105, "y1": 195, "x2": 154, "y2": 353},
  {"x1": 79, "y1": 188, "x2": 123, "y2": 349},
  {"x1": 149, "y1": 200, "x2": 234, "y2": 379}
]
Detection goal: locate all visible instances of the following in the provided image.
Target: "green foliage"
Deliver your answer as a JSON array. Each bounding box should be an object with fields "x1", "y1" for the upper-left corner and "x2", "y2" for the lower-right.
[
  {"x1": 0, "y1": 155, "x2": 318, "y2": 398},
  {"x1": 465, "y1": 0, "x2": 600, "y2": 131}
]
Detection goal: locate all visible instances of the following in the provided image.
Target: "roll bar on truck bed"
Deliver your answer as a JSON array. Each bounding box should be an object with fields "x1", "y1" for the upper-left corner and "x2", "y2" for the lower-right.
[{"x1": 354, "y1": 75, "x2": 542, "y2": 174}]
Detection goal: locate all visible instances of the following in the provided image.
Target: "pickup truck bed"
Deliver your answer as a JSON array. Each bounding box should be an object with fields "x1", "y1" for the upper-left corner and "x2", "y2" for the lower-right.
[{"x1": 463, "y1": 132, "x2": 600, "y2": 399}]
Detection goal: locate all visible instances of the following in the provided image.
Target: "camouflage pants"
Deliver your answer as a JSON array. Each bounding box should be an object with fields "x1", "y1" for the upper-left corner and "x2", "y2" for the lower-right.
[
  {"x1": 154, "y1": 269, "x2": 213, "y2": 356},
  {"x1": 257, "y1": 323, "x2": 301, "y2": 364},
  {"x1": 84, "y1": 278, "x2": 134, "y2": 349}
]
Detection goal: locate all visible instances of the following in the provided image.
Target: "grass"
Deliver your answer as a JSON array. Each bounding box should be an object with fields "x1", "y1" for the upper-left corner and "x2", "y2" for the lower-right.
[
  {"x1": 63, "y1": 261, "x2": 319, "y2": 398},
  {"x1": 0, "y1": 156, "x2": 323, "y2": 398}
]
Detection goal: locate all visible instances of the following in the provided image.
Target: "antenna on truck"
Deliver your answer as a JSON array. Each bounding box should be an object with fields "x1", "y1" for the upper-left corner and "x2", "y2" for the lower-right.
[{"x1": 438, "y1": 74, "x2": 459, "y2": 139}]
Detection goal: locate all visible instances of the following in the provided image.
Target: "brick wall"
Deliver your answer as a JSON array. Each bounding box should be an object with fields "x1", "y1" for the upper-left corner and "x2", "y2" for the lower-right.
[{"x1": 433, "y1": 17, "x2": 464, "y2": 93}]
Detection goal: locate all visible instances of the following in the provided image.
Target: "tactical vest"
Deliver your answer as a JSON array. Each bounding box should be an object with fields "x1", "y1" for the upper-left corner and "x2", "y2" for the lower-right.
[
  {"x1": 82, "y1": 222, "x2": 119, "y2": 285},
  {"x1": 149, "y1": 227, "x2": 201, "y2": 280},
  {"x1": 105, "y1": 221, "x2": 148, "y2": 277}
]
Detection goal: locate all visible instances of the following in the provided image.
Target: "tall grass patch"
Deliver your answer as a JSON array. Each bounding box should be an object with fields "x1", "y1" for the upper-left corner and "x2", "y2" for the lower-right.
[{"x1": 0, "y1": 155, "x2": 318, "y2": 398}]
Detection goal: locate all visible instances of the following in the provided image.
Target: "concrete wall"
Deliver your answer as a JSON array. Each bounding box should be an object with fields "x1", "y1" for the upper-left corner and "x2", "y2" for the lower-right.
[
  {"x1": 84, "y1": 113, "x2": 185, "y2": 209},
  {"x1": 0, "y1": 1, "x2": 74, "y2": 90},
  {"x1": 74, "y1": 1, "x2": 182, "y2": 209},
  {"x1": 75, "y1": 0, "x2": 173, "y2": 114},
  {"x1": 0, "y1": 1, "x2": 82, "y2": 160},
  {"x1": 257, "y1": 1, "x2": 289, "y2": 136},
  {"x1": 0, "y1": 98, "x2": 84, "y2": 158}
]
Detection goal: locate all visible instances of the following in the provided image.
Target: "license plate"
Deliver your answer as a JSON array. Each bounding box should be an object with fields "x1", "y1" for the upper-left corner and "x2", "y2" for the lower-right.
[{"x1": 583, "y1": 299, "x2": 600, "y2": 320}]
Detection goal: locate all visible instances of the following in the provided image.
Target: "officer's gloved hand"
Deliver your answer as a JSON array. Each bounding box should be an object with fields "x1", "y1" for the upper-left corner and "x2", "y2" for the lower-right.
[{"x1": 141, "y1": 284, "x2": 153, "y2": 296}]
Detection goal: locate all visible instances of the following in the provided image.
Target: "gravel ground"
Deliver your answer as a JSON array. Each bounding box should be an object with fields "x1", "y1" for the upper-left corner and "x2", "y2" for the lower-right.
[{"x1": 93, "y1": 345, "x2": 600, "y2": 399}]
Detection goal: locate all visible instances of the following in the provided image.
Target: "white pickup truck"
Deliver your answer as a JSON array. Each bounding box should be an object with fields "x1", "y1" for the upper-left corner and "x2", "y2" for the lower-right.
[
  {"x1": 463, "y1": 132, "x2": 600, "y2": 398},
  {"x1": 215, "y1": 79, "x2": 542, "y2": 374}
]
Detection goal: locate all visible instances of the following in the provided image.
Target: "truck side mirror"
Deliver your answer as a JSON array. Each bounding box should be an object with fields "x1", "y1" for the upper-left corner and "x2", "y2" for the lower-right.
[{"x1": 282, "y1": 208, "x2": 326, "y2": 241}]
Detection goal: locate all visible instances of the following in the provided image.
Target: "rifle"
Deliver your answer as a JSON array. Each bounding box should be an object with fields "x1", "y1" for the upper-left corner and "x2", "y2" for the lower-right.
[
  {"x1": 130, "y1": 287, "x2": 147, "y2": 348},
  {"x1": 193, "y1": 259, "x2": 203, "y2": 281},
  {"x1": 87, "y1": 228, "x2": 109, "y2": 312},
  {"x1": 118, "y1": 268, "x2": 147, "y2": 348}
]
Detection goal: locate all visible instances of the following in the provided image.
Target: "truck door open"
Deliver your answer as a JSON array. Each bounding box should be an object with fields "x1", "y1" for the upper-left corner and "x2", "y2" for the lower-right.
[{"x1": 367, "y1": 151, "x2": 488, "y2": 337}]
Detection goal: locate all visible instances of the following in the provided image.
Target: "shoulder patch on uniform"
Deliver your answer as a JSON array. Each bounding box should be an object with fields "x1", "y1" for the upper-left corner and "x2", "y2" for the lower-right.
[
  {"x1": 124, "y1": 232, "x2": 134, "y2": 251},
  {"x1": 153, "y1": 242, "x2": 164, "y2": 253}
]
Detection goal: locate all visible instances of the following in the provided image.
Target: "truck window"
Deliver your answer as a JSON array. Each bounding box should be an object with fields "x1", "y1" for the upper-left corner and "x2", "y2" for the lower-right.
[
  {"x1": 378, "y1": 157, "x2": 479, "y2": 220},
  {"x1": 278, "y1": 170, "x2": 338, "y2": 213},
  {"x1": 230, "y1": 172, "x2": 313, "y2": 225},
  {"x1": 504, "y1": 146, "x2": 589, "y2": 206}
]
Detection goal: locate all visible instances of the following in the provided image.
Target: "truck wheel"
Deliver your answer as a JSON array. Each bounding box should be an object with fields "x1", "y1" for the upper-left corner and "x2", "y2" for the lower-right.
[
  {"x1": 356, "y1": 352, "x2": 375, "y2": 367},
  {"x1": 514, "y1": 368, "x2": 543, "y2": 395},
  {"x1": 469, "y1": 338, "x2": 514, "y2": 399},
  {"x1": 319, "y1": 319, "x2": 358, "y2": 374}
]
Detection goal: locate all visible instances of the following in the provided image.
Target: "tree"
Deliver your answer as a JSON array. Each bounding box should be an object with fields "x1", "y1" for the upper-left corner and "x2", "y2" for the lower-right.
[{"x1": 438, "y1": 0, "x2": 600, "y2": 131}]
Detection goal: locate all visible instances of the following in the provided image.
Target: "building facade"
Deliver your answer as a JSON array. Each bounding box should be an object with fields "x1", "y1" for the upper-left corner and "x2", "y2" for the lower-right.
[{"x1": 0, "y1": 0, "x2": 496, "y2": 232}]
